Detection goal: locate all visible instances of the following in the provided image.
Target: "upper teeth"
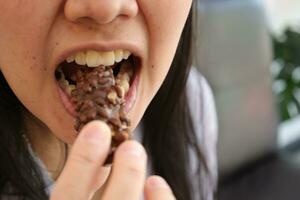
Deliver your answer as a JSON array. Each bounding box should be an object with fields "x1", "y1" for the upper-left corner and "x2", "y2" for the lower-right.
[{"x1": 66, "y1": 50, "x2": 132, "y2": 68}]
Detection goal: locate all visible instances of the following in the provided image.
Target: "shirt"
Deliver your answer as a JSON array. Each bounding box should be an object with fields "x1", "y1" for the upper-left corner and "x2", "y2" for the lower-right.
[{"x1": 1, "y1": 67, "x2": 218, "y2": 200}]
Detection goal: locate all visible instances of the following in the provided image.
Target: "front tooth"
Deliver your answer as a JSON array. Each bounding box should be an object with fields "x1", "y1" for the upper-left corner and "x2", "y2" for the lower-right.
[
  {"x1": 86, "y1": 50, "x2": 100, "y2": 67},
  {"x1": 100, "y1": 51, "x2": 115, "y2": 66},
  {"x1": 75, "y1": 52, "x2": 86, "y2": 65},
  {"x1": 114, "y1": 50, "x2": 124, "y2": 63},
  {"x1": 123, "y1": 50, "x2": 131, "y2": 59},
  {"x1": 66, "y1": 55, "x2": 75, "y2": 63}
]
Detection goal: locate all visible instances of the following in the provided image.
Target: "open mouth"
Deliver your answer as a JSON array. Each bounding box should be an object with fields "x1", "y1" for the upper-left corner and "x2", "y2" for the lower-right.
[{"x1": 55, "y1": 49, "x2": 140, "y2": 117}]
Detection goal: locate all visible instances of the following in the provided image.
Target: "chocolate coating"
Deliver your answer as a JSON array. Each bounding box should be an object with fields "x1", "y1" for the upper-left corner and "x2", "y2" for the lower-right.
[{"x1": 71, "y1": 66, "x2": 131, "y2": 164}]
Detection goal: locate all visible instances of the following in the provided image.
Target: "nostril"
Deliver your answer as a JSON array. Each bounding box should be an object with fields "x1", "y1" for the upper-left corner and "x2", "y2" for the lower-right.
[
  {"x1": 122, "y1": 1, "x2": 138, "y2": 18},
  {"x1": 64, "y1": 1, "x2": 88, "y2": 22}
]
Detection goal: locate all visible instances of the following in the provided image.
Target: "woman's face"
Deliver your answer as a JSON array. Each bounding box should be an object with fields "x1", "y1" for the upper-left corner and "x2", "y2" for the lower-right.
[{"x1": 0, "y1": 0, "x2": 192, "y2": 143}]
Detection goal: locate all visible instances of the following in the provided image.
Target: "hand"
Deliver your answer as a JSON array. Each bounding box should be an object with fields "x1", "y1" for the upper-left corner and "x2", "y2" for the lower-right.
[{"x1": 50, "y1": 121, "x2": 175, "y2": 200}]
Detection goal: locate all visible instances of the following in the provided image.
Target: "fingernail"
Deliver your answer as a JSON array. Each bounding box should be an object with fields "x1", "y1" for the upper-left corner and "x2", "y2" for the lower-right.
[
  {"x1": 82, "y1": 121, "x2": 110, "y2": 143},
  {"x1": 148, "y1": 176, "x2": 170, "y2": 189},
  {"x1": 120, "y1": 141, "x2": 144, "y2": 158}
]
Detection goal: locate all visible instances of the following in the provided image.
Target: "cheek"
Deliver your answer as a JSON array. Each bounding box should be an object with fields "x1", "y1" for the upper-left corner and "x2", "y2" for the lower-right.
[
  {"x1": 137, "y1": 0, "x2": 192, "y2": 97},
  {"x1": 0, "y1": 3, "x2": 43, "y2": 77},
  {"x1": 0, "y1": 1, "x2": 60, "y2": 65},
  {"x1": 140, "y1": 0, "x2": 192, "y2": 80},
  {"x1": 0, "y1": 0, "x2": 60, "y2": 102},
  {"x1": 0, "y1": 2, "x2": 42, "y2": 46},
  {"x1": 0, "y1": 1, "x2": 73, "y2": 141},
  {"x1": 128, "y1": 1, "x2": 192, "y2": 128}
]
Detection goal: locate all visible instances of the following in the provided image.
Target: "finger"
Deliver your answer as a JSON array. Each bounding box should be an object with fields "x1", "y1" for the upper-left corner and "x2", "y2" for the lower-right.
[
  {"x1": 144, "y1": 176, "x2": 175, "y2": 200},
  {"x1": 102, "y1": 141, "x2": 147, "y2": 200},
  {"x1": 90, "y1": 165, "x2": 111, "y2": 192},
  {"x1": 51, "y1": 120, "x2": 111, "y2": 200}
]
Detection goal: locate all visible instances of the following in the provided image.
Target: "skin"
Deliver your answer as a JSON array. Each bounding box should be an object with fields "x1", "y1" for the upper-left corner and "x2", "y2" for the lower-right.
[{"x1": 0, "y1": 0, "x2": 192, "y2": 199}]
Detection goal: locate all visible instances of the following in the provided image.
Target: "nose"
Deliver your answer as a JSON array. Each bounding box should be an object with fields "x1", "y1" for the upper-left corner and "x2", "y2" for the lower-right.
[{"x1": 64, "y1": 0, "x2": 138, "y2": 25}]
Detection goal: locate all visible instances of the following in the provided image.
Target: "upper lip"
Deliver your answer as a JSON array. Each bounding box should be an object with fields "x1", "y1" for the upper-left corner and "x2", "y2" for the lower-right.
[{"x1": 53, "y1": 41, "x2": 143, "y2": 71}]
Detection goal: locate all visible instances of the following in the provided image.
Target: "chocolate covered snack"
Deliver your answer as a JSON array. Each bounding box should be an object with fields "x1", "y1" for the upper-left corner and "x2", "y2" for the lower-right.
[{"x1": 70, "y1": 63, "x2": 132, "y2": 164}]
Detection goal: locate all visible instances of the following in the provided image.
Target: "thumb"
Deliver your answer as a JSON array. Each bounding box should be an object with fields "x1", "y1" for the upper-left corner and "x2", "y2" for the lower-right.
[{"x1": 51, "y1": 120, "x2": 111, "y2": 200}]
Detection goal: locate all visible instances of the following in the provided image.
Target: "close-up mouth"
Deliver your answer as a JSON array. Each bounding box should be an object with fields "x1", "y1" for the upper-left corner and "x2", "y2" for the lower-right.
[{"x1": 54, "y1": 49, "x2": 141, "y2": 117}]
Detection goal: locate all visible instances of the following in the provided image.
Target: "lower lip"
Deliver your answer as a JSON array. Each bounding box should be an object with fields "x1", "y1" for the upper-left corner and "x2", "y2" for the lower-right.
[
  {"x1": 124, "y1": 66, "x2": 140, "y2": 112},
  {"x1": 56, "y1": 67, "x2": 140, "y2": 118},
  {"x1": 56, "y1": 82, "x2": 77, "y2": 117}
]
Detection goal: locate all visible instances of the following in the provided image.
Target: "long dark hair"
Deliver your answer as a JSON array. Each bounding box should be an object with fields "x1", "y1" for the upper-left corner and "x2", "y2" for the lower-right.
[
  {"x1": 0, "y1": 1, "x2": 212, "y2": 200},
  {"x1": 143, "y1": 2, "x2": 210, "y2": 200}
]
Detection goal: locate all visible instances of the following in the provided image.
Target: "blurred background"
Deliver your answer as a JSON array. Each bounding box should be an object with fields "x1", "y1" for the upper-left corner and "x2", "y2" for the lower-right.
[{"x1": 195, "y1": 0, "x2": 300, "y2": 199}]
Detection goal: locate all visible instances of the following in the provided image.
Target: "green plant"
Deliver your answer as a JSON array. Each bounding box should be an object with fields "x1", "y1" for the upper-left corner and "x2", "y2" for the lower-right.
[{"x1": 272, "y1": 28, "x2": 300, "y2": 121}]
